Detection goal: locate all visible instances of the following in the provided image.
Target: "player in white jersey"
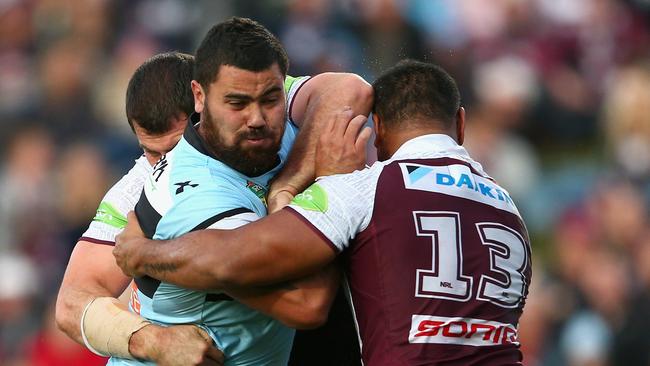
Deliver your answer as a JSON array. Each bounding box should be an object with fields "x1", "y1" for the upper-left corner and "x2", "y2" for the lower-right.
[
  {"x1": 56, "y1": 52, "x2": 214, "y2": 365},
  {"x1": 115, "y1": 60, "x2": 531, "y2": 366},
  {"x1": 56, "y1": 30, "x2": 373, "y2": 365}
]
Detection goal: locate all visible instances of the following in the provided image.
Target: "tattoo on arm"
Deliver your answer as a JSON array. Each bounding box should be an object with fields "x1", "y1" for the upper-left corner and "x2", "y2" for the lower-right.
[{"x1": 143, "y1": 262, "x2": 178, "y2": 275}]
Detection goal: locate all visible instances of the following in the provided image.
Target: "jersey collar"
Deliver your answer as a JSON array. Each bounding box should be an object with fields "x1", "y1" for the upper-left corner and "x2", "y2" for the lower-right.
[
  {"x1": 183, "y1": 113, "x2": 218, "y2": 160},
  {"x1": 391, "y1": 134, "x2": 489, "y2": 177}
]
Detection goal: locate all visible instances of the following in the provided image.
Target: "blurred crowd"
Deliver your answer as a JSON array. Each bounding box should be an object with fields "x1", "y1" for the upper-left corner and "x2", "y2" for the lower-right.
[{"x1": 1, "y1": 0, "x2": 649, "y2": 365}]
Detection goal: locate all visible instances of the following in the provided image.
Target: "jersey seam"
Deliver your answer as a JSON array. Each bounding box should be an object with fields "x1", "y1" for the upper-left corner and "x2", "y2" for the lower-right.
[
  {"x1": 78, "y1": 237, "x2": 115, "y2": 246},
  {"x1": 284, "y1": 207, "x2": 340, "y2": 254},
  {"x1": 288, "y1": 76, "x2": 313, "y2": 127}
]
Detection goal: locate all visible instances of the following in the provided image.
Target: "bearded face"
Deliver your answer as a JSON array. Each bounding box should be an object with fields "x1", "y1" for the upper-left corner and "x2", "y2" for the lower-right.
[
  {"x1": 201, "y1": 102, "x2": 283, "y2": 176},
  {"x1": 194, "y1": 63, "x2": 286, "y2": 176}
]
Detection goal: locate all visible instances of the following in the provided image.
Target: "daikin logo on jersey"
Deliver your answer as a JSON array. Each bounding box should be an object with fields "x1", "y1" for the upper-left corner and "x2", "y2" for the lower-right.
[{"x1": 399, "y1": 163, "x2": 520, "y2": 217}]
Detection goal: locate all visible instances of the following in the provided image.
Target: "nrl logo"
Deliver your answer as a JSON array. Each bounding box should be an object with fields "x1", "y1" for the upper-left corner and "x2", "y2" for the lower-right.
[{"x1": 246, "y1": 180, "x2": 267, "y2": 206}]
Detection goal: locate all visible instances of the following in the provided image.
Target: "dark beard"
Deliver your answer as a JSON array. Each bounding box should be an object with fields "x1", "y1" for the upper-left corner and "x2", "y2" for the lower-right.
[{"x1": 202, "y1": 107, "x2": 281, "y2": 177}]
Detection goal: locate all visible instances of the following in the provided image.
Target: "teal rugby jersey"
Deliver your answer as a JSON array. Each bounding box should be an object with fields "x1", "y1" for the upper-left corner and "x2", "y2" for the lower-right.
[{"x1": 108, "y1": 76, "x2": 308, "y2": 366}]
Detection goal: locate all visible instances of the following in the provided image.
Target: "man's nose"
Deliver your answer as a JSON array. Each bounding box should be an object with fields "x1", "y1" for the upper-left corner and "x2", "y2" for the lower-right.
[{"x1": 247, "y1": 104, "x2": 266, "y2": 128}]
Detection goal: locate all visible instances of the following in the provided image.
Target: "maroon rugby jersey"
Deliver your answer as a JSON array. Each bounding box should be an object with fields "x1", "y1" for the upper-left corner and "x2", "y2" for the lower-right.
[{"x1": 289, "y1": 134, "x2": 531, "y2": 366}]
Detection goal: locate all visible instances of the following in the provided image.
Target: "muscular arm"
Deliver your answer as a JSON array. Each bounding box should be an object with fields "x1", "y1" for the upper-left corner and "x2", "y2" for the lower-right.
[
  {"x1": 56, "y1": 241, "x2": 131, "y2": 344},
  {"x1": 58, "y1": 242, "x2": 223, "y2": 364},
  {"x1": 116, "y1": 209, "x2": 336, "y2": 291},
  {"x1": 225, "y1": 262, "x2": 340, "y2": 329},
  {"x1": 55, "y1": 241, "x2": 166, "y2": 359},
  {"x1": 268, "y1": 72, "x2": 372, "y2": 212}
]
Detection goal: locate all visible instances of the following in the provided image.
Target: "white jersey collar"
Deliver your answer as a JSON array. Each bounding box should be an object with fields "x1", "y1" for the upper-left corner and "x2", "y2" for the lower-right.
[{"x1": 389, "y1": 134, "x2": 490, "y2": 177}]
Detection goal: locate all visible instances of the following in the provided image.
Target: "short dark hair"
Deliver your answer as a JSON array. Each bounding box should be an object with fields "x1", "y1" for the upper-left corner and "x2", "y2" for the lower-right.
[
  {"x1": 194, "y1": 17, "x2": 289, "y2": 89},
  {"x1": 372, "y1": 60, "x2": 460, "y2": 129},
  {"x1": 125, "y1": 52, "x2": 195, "y2": 135}
]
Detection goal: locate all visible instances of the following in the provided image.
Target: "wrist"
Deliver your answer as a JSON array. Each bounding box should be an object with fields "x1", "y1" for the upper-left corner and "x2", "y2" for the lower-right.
[
  {"x1": 80, "y1": 297, "x2": 151, "y2": 359},
  {"x1": 128, "y1": 324, "x2": 162, "y2": 360},
  {"x1": 127, "y1": 241, "x2": 151, "y2": 277}
]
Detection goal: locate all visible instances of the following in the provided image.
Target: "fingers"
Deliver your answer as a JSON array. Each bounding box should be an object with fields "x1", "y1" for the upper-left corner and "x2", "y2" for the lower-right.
[
  {"x1": 323, "y1": 106, "x2": 351, "y2": 135},
  {"x1": 125, "y1": 211, "x2": 145, "y2": 236},
  {"x1": 205, "y1": 344, "x2": 225, "y2": 364},
  {"x1": 355, "y1": 126, "x2": 372, "y2": 154},
  {"x1": 334, "y1": 106, "x2": 353, "y2": 137},
  {"x1": 127, "y1": 210, "x2": 138, "y2": 223},
  {"x1": 343, "y1": 115, "x2": 369, "y2": 146},
  {"x1": 193, "y1": 326, "x2": 213, "y2": 344},
  {"x1": 192, "y1": 326, "x2": 224, "y2": 365},
  {"x1": 267, "y1": 190, "x2": 294, "y2": 213}
]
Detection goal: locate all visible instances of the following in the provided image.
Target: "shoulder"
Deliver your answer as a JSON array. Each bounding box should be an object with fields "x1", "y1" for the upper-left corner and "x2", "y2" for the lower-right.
[
  {"x1": 81, "y1": 155, "x2": 151, "y2": 243},
  {"x1": 318, "y1": 161, "x2": 387, "y2": 193},
  {"x1": 105, "y1": 155, "x2": 151, "y2": 204}
]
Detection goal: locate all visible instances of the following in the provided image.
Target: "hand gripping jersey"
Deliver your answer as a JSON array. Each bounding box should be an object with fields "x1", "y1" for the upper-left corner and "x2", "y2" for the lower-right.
[
  {"x1": 288, "y1": 134, "x2": 532, "y2": 366},
  {"x1": 103, "y1": 76, "x2": 309, "y2": 366}
]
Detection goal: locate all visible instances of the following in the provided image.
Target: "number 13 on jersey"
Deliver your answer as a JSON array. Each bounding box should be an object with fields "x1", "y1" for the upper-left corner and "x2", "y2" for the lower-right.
[{"x1": 413, "y1": 211, "x2": 530, "y2": 309}]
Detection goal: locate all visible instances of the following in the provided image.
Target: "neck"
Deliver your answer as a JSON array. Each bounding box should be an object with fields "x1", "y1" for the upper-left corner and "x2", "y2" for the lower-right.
[{"x1": 382, "y1": 127, "x2": 455, "y2": 159}]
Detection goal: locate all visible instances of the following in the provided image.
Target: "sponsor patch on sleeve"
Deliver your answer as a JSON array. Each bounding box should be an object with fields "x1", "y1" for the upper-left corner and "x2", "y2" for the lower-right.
[
  {"x1": 92, "y1": 201, "x2": 127, "y2": 229},
  {"x1": 291, "y1": 183, "x2": 328, "y2": 213}
]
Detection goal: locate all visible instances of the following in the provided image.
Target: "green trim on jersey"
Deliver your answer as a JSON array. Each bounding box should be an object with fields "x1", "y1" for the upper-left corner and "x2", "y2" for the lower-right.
[
  {"x1": 92, "y1": 201, "x2": 127, "y2": 229},
  {"x1": 284, "y1": 75, "x2": 303, "y2": 95},
  {"x1": 292, "y1": 183, "x2": 328, "y2": 213}
]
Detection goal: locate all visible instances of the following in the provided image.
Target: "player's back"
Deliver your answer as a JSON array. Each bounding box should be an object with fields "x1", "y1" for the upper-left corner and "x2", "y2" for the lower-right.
[{"x1": 348, "y1": 155, "x2": 531, "y2": 365}]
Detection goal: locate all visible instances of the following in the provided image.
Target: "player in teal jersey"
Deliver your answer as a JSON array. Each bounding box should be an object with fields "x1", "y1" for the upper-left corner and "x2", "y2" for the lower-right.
[
  {"x1": 68, "y1": 17, "x2": 372, "y2": 366},
  {"x1": 108, "y1": 17, "x2": 372, "y2": 366}
]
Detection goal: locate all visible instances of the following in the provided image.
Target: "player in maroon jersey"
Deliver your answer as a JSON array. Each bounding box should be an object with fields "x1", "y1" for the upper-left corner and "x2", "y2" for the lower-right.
[{"x1": 115, "y1": 59, "x2": 532, "y2": 366}]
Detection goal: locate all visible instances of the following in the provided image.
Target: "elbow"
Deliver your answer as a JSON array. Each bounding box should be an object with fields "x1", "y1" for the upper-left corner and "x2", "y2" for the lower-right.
[
  {"x1": 294, "y1": 310, "x2": 329, "y2": 330},
  {"x1": 207, "y1": 260, "x2": 247, "y2": 289},
  {"x1": 54, "y1": 294, "x2": 75, "y2": 336},
  {"x1": 284, "y1": 298, "x2": 330, "y2": 330}
]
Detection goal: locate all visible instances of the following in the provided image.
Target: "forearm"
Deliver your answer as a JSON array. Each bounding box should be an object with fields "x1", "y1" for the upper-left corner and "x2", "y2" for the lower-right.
[
  {"x1": 224, "y1": 263, "x2": 340, "y2": 329},
  {"x1": 56, "y1": 283, "x2": 115, "y2": 344},
  {"x1": 269, "y1": 73, "x2": 373, "y2": 204},
  {"x1": 125, "y1": 210, "x2": 336, "y2": 290},
  {"x1": 56, "y1": 241, "x2": 131, "y2": 344}
]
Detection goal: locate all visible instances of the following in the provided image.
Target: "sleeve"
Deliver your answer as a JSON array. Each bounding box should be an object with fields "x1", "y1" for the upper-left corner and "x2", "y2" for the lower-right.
[
  {"x1": 80, "y1": 156, "x2": 152, "y2": 245},
  {"x1": 284, "y1": 75, "x2": 311, "y2": 126},
  {"x1": 286, "y1": 164, "x2": 384, "y2": 252}
]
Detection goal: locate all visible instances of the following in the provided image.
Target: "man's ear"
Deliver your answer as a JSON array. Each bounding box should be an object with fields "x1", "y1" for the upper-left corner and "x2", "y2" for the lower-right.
[
  {"x1": 191, "y1": 80, "x2": 206, "y2": 114},
  {"x1": 372, "y1": 113, "x2": 382, "y2": 148},
  {"x1": 456, "y1": 107, "x2": 466, "y2": 145}
]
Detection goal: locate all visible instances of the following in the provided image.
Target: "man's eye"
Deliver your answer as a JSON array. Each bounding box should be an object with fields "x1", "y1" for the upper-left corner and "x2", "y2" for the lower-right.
[{"x1": 262, "y1": 98, "x2": 279, "y2": 105}]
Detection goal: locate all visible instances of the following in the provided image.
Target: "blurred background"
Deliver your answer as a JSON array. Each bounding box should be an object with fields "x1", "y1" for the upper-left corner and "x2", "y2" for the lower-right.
[{"x1": 1, "y1": 0, "x2": 649, "y2": 365}]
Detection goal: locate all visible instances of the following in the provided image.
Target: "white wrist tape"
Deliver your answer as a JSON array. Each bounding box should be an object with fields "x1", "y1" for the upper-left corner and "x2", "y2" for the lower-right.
[{"x1": 80, "y1": 297, "x2": 151, "y2": 358}]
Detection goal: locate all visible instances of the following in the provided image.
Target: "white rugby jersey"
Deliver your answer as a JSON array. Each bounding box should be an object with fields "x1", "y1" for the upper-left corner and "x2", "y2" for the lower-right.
[{"x1": 80, "y1": 155, "x2": 151, "y2": 245}]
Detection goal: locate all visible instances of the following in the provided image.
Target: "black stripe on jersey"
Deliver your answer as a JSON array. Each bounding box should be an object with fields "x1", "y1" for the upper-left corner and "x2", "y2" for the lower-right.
[
  {"x1": 190, "y1": 207, "x2": 254, "y2": 231},
  {"x1": 135, "y1": 190, "x2": 162, "y2": 239},
  {"x1": 191, "y1": 207, "x2": 254, "y2": 302},
  {"x1": 206, "y1": 293, "x2": 233, "y2": 301},
  {"x1": 183, "y1": 115, "x2": 218, "y2": 160},
  {"x1": 134, "y1": 190, "x2": 163, "y2": 299}
]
